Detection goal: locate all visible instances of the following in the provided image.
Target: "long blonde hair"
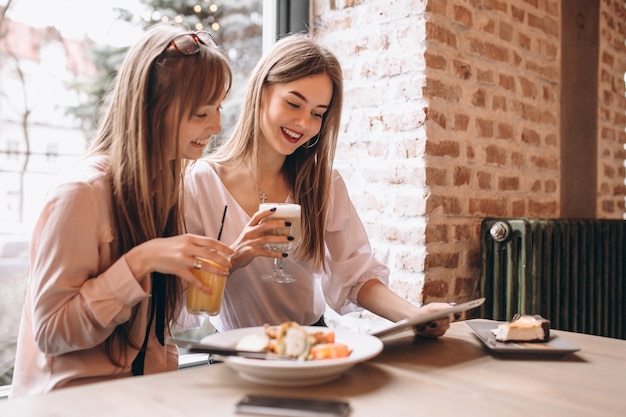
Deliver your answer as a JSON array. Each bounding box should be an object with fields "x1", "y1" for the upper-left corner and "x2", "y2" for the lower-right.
[
  {"x1": 209, "y1": 34, "x2": 343, "y2": 270},
  {"x1": 88, "y1": 23, "x2": 232, "y2": 365}
]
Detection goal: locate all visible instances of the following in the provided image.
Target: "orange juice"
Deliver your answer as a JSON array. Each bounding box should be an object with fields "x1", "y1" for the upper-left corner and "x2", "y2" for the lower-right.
[{"x1": 187, "y1": 269, "x2": 227, "y2": 315}]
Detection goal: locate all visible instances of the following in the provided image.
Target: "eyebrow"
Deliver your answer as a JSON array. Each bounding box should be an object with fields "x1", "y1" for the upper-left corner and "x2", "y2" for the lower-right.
[{"x1": 289, "y1": 91, "x2": 329, "y2": 109}]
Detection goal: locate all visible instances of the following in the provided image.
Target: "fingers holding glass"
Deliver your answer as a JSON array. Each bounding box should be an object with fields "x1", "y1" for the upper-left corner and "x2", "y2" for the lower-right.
[
  {"x1": 258, "y1": 203, "x2": 301, "y2": 283},
  {"x1": 187, "y1": 257, "x2": 229, "y2": 316},
  {"x1": 193, "y1": 258, "x2": 203, "y2": 270}
]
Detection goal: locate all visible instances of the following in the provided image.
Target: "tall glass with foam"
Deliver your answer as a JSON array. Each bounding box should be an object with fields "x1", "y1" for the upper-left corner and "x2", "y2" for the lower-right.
[
  {"x1": 259, "y1": 203, "x2": 301, "y2": 283},
  {"x1": 260, "y1": 203, "x2": 301, "y2": 252}
]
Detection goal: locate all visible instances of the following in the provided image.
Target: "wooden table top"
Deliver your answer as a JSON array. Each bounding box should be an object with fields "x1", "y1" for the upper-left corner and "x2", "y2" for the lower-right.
[{"x1": 1, "y1": 319, "x2": 625, "y2": 416}]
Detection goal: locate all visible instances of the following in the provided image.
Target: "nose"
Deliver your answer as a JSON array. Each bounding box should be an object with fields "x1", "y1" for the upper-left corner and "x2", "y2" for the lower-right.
[
  {"x1": 294, "y1": 110, "x2": 311, "y2": 129},
  {"x1": 207, "y1": 112, "x2": 221, "y2": 135}
]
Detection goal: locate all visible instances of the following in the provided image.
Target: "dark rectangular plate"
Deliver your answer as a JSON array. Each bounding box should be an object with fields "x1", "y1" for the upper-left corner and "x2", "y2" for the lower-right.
[{"x1": 466, "y1": 320, "x2": 580, "y2": 357}]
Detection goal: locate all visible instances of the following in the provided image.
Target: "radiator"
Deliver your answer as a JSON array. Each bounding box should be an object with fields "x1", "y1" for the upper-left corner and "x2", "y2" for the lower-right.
[{"x1": 480, "y1": 218, "x2": 626, "y2": 340}]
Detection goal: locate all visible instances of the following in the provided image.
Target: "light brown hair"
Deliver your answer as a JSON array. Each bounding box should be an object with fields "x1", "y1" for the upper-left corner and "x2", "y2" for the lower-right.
[
  {"x1": 88, "y1": 23, "x2": 232, "y2": 366},
  {"x1": 209, "y1": 33, "x2": 343, "y2": 270}
]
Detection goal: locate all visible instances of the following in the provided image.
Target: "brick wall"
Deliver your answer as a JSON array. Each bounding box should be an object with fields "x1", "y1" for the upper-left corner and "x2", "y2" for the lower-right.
[
  {"x1": 597, "y1": 0, "x2": 626, "y2": 217},
  {"x1": 311, "y1": 0, "x2": 431, "y2": 303},
  {"x1": 421, "y1": 0, "x2": 562, "y2": 303},
  {"x1": 311, "y1": 0, "x2": 626, "y2": 306}
]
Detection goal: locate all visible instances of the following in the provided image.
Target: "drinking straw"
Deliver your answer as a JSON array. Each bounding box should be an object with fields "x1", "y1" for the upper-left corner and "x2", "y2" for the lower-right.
[{"x1": 217, "y1": 205, "x2": 228, "y2": 241}]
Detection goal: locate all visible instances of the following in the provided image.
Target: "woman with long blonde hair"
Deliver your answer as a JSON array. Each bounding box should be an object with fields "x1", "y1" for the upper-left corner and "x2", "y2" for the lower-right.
[
  {"x1": 12, "y1": 24, "x2": 233, "y2": 397},
  {"x1": 185, "y1": 33, "x2": 452, "y2": 336}
]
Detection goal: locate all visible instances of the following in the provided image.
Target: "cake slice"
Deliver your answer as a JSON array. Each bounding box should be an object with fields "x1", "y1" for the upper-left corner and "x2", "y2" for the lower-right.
[{"x1": 493, "y1": 315, "x2": 550, "y2": 342}]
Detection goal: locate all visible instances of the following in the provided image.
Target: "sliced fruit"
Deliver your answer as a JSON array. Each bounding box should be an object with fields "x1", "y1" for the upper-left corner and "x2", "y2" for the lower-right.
[{"x1": 309, "y1": 343, "x2": 352, "y2": 360}]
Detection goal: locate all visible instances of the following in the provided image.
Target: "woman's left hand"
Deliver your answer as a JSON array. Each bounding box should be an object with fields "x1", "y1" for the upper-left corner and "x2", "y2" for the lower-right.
[
  {"x1": 228, "y1": 208, "x2": 294, "y2": 270},
  {"x1": 413, "y1": 302, "x2": 453, "y2": 338}
]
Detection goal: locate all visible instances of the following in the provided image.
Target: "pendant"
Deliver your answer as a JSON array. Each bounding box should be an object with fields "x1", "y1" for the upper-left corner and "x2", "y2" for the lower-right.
[{"x1": 259, "y1": 190, "x2": 268, "y2": 203}]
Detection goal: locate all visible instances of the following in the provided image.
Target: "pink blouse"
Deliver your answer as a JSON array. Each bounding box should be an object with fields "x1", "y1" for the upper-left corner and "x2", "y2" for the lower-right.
[{"x1": 11, "y1": 155, "x2": 193, "y2": 398}]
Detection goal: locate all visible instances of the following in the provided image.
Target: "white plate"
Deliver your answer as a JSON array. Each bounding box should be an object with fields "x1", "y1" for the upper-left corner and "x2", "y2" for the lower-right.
[{"x1": 200, "y1": 326, "x2": 383, "y2": 387}]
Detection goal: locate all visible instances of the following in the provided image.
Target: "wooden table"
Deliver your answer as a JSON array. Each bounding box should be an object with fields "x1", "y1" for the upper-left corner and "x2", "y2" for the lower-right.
[{"x1": 1, "y1": 319, "x2": 624, "y2": 416}]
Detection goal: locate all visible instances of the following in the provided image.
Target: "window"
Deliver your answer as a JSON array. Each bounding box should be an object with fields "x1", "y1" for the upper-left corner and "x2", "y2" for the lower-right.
[
  {"x1": 1, "y1": 0, "x2": 310, "y2": 391},
  {"x1": 45, "y1": 142, "x2": 59, "y2": 163},
  {"x1": 0, "y1": 1, "x2": 268, "y2": 390}
]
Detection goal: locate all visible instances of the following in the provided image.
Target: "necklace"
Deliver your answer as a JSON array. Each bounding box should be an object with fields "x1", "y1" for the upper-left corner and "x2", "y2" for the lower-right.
[{"x1": 244, "y1": 160, "x2": 268, "y2": 203}]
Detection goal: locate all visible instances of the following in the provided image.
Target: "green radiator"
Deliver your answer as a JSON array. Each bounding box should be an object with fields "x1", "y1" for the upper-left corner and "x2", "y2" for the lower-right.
[{"x1": 480, "y1": 218, "x2": 625, "y2": 340}]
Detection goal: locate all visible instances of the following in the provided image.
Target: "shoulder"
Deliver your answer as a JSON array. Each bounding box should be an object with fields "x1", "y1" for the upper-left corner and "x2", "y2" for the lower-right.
[
  {"x1": 48, "y1": 156, "x2": 111, "y2": 206},
  {"x1": 184, "y1": 159, "x2": 223, "y2": 195},
  {"x1": 330, "y1": 168, "x2": 348, "y2": 194},
  {"x1": 186, "y1": 159, "x2": 219, "y2": 179},
  {"x1": 38, "y1": 156, "x2": 112, "y2": 221},
  {"x1": 52, "y1": 155, "x2": 110, "y2": 195}
]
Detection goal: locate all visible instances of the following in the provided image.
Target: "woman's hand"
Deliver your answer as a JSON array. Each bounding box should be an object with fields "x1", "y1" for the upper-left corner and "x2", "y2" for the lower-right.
[
  {"x1": 413, "y1": 302, "x2": 454, "y2": 338},
  {"x1": 228, "y1": 207, "x2": 295, "y2": 271},
  {"x1": 125, "y1": 233, "x2": 233, "y2": 293},
  {"x1": 357, "y1": 281, "x2": 451, "y2": 339}
]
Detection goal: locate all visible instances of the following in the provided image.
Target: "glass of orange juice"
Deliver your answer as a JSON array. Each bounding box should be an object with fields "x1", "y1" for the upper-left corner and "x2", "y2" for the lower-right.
[{"x1": 186, "y1": 259, "x2": 228, "y2": 316}]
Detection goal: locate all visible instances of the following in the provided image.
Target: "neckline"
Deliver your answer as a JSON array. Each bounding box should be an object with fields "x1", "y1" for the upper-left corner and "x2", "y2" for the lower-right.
[{"x1": 208, "y1": 161, "x2": 292, "y2": 219}]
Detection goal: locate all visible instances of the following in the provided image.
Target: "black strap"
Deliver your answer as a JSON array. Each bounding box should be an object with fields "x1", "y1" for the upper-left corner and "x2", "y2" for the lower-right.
[
  {"x1": 310, "y1": 316, "x2": 327, "y2": 327},
  {"x1": 153, "y1": 274, "x2": 166, "y2": 345},
  {"x1": 131, "y1": 273, "x2": 166, "y2": 375}
]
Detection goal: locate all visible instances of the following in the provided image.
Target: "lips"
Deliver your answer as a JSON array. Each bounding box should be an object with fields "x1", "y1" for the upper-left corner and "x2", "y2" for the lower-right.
[
  {"x1": 281, "y1": 127, "x2": 302, "y2": 143},
  {"x1": 191, "y1": 137, "x2": 210, "y2": 147}
]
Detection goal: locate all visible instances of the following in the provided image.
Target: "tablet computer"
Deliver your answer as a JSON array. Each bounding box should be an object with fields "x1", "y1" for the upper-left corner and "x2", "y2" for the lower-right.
[{"x1": 371, "y1": 297, "x2": 486, "y2": 338}]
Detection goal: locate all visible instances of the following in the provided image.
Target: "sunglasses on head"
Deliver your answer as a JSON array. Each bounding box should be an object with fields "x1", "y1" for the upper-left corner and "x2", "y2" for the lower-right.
[{"x1": 163, "y1": 31, "x2": 218, "y2": 55}]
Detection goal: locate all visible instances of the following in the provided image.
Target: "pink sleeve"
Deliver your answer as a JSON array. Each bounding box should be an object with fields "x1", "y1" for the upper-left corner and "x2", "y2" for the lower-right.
[{"x1": 28, "y1": 179, "x2": 149, "y2": 356}]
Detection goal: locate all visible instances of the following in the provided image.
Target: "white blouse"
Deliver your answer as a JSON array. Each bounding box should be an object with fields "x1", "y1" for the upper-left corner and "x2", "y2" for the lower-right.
[{"x1": 184, "y1": 160, "x2": 389, "y2": 331}]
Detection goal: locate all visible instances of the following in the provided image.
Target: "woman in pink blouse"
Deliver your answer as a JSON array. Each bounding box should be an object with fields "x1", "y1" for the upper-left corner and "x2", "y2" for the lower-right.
[
  {"x1": 11, "y1": 24, "x2": 234, "y2": 398},
  {"x1": 185, "y1": 34, "x2": 452, "y2": 335}
]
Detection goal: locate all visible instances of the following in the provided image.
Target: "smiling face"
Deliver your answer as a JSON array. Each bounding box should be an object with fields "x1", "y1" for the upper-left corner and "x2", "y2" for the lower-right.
[
  {"x1": 259, "y1": 73, "x2": 333, "y2": 156},
  {"x1": 167, "y1": 90, "x2": 226, "y2": 160}
]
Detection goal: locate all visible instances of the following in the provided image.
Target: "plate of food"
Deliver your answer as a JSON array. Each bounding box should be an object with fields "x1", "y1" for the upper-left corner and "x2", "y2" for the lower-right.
[
  {"x1": 466, "y1": 317, "x2": 580, "y2": 357},
  {"x1": 198, "y1": 322, "x2": 384, "y2": 386}
]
